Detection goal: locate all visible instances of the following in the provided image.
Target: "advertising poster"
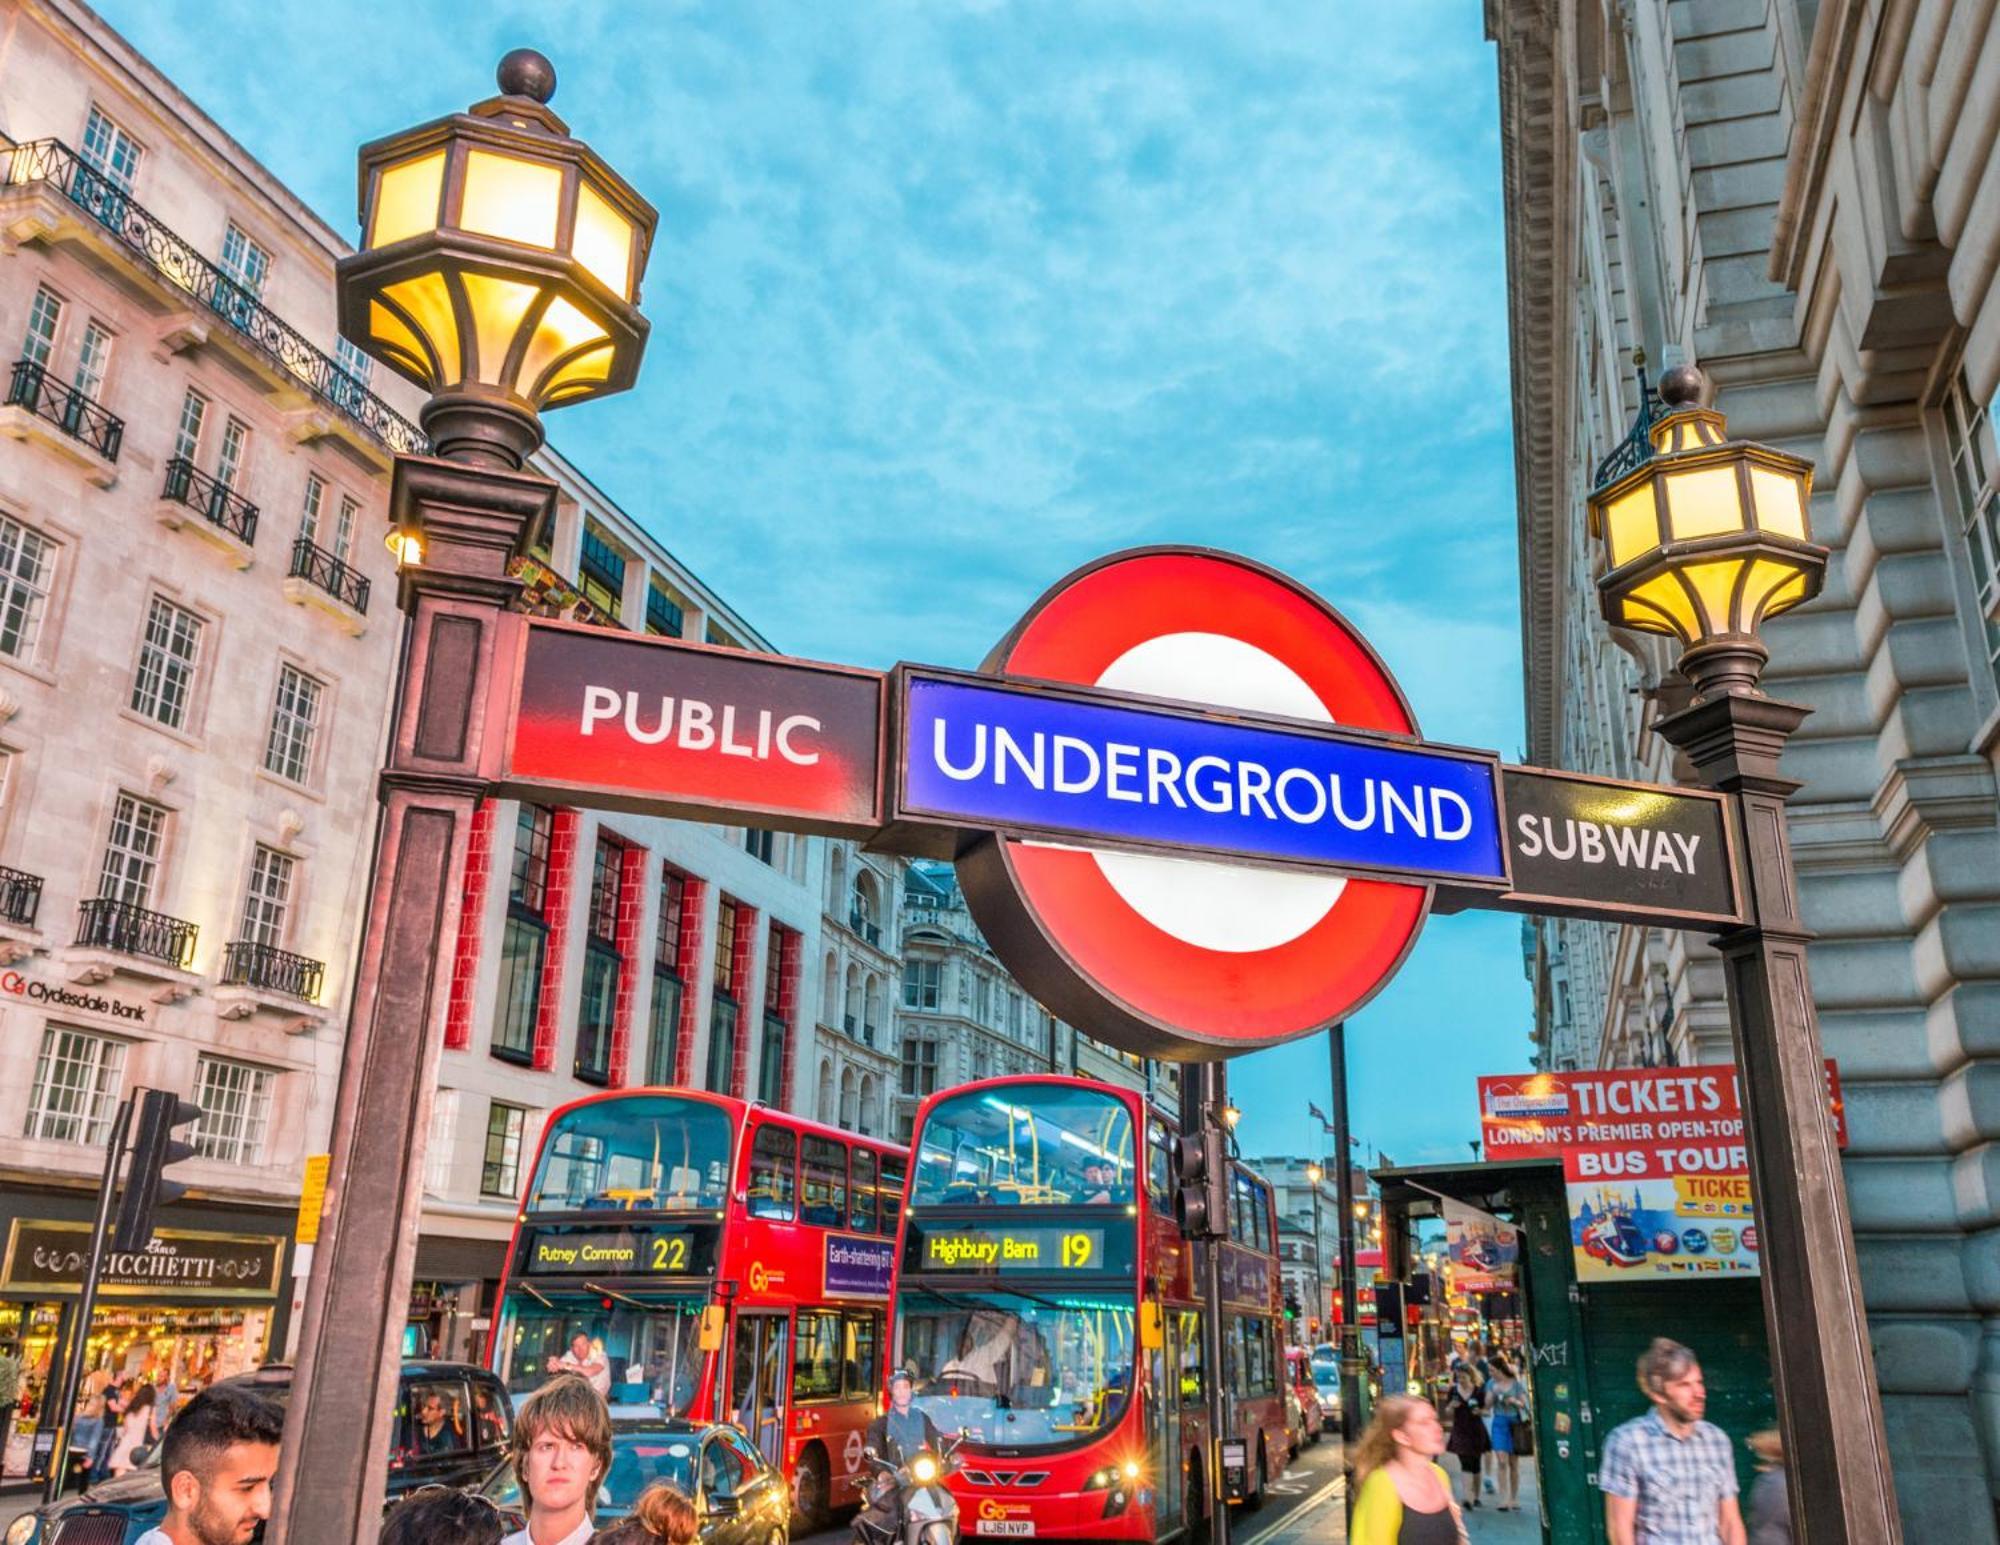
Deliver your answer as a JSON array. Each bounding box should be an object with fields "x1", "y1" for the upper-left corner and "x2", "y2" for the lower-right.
[
  {"x1": 1442, "y1": 1196, "x2": 1519, "y2": 1295},
  {"x1": 1564, "y1": 1141, "x2": 1760, "y2": 1280},
  {"x1": 1475, "y1": 1062, "x2": 1846, "y2": 1159}
]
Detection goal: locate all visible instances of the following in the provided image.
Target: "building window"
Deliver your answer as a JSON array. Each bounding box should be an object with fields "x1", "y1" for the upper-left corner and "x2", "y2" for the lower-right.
[
  {"x1": 220, "y1": 222, "x2": 272, "y2": 297},
  {"x1": 1008, "y1": 991, "x2": 1024, "y2": 1038},
  {"x1": 172, "y1": 388, "x2": 206, "y2": 464},
  {"x1": 215, "y1": 416, "x2": 250, "y2": 491},
  {"x1": 333, "y1": 495, "x2": 358, "y2": 562},
  {"x1": 707, "y1": 899, "x2": 741, "y2": 1093},
  {"x1": 493, "y1": 804, "x2": 553, "y2": 1062},
  {"x1": 0, "y1": 516, "x2": 58, "y2": 664},
  {"x1": 646, "y1": 582, "x2": 683, "y2": 638},
  {"x1": 72, "y1": 320, "x2": 112, "y2": 400},
  {"x1": 648, "y1": 869, "x2": 688, "y2": 1085},
  {"x1": 900, "y1": 1037, "x2": 938, "y2": 1099},
  {"x1": 424, "y1": 1088, "x2": 460, "y2": 1196},
  {"x1": 759, "y1": 922, "x2": 793, "y2": 1107},
  {"x1": 239, "y1": 845, "x2": 294, "y2": 947},
  {"x1": 483, "y1": 1101, "x2": 529, "y2": 1198},
  {"x1": 264, "y1": 664, "x2": 323, "y2": 785},
  {"x1": 193, "y1": 1055, "x2": 276, "y2": 1164},
  {"x1": 99, "y1": 792, "x2": 166, "y2": 907},
  {"x1": 974, "y1": 975, "x2": 991, "y2": 1024},
  {"x1": 25, "y1": 1026, "x2": 126, "y2": 1144},
  {"x1": 744, "y1": 827, "x2": 775, "y2": 864},
  {"x1": 22, "y1": 286, "x2": 62, "y2": 368},
  {"x1": 903, "y1": 960, "x2": 941, "y2": 1010},
  {"x1": 1943, "y1": 374, "x2": 2000, "y2": 685},
  {"x1": 579, "y1": 522, "x2": 626, "y2": 621},
  {"x1": 80, "y1": 107, "x2": 142, "y2": 191},
  {"x1": 131, "y1": 596, "x2": 203, "y2": 730},
  {"x1": 575, "y1": 836, "x2": 623, "y2": 1084},
  {"x1": 300, "y1": 475, "x2": 325, "y2": 543},
  {"x1": 334, "y1": 335, "x2": 374, "y2": 386}
]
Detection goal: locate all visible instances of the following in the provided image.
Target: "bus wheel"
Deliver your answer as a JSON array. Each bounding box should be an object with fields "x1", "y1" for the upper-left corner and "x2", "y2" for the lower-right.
[
  {"x1": 1186, "y1": 1463, "x2": 1209, "y2": 1545},
  {"x1": 794, "y1": 1446, "x2": 830, "y2": 1531},
  {"x1": 1240, "y1": 1441, "x2": 1267, "y2": 1513}
]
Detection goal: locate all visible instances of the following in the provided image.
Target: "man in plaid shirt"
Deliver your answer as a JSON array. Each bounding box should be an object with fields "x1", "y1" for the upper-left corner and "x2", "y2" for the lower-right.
[{"x1": 1600, "y1": 1338, "x2": 1746, "y2": 1545}]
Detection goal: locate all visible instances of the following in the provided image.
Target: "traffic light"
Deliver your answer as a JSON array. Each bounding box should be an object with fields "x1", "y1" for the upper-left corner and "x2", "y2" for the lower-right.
[
  {"x1": 113, "y1": 1089, "x2": 202, "y2": 1253},
  {"x1": 1172, "y1": 1127, "x2": 1229, "y2": 1238},
  {"x1": 1283, "y1": 1288, "x2": 1301, "y2": 1323}
]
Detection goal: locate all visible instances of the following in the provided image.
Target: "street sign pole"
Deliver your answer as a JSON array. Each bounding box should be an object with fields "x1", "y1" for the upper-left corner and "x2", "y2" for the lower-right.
[
  {"x1": 1328, "y1": 1023, "x2": 1364, "y2": 1517},
  {"x1": 1192, "y1": 1061, "x2": 1232, "y2": 1545}
]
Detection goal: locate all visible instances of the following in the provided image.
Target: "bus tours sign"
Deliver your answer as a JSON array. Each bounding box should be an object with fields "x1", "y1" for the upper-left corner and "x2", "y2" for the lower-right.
[{"x1": 490, "y1": 545, "x2": 1750, "y2": 1061}]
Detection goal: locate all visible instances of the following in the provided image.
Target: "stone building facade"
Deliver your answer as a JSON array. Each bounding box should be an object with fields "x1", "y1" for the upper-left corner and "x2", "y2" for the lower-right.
[
  {"x1": 1489, "y1": 0, "x2": 2000, "y2": 1530},
  {"x1": 811, "y1": 842, "x2": 902, "y2": 1139}
]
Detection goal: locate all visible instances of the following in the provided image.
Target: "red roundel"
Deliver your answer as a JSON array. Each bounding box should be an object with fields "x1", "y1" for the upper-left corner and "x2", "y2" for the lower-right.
[{"x1": 954, "y1": 548, "x2": 1431, "y2": 1059}]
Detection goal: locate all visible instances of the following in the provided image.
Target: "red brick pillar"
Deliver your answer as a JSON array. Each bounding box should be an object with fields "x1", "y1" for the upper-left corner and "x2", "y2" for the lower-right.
[
  {"x1": 775, "y1": 925, "x2": 802, "y2": 1110},
  {"x1": 728, "y1": 904, "x2": 760, "y2": 1098},
  {"x1": 671, "y1": 878, "x2": 707, "y2": 1086},
  {"x1": 530, "y1": 808, "x2": 582, "y2": 1072},
  {"x1": 442, "y1": 801, "x2": 496, "y2": 1050},
  {"x1": 607, "y1": 843, "x2": 648, "y2": 1085}
]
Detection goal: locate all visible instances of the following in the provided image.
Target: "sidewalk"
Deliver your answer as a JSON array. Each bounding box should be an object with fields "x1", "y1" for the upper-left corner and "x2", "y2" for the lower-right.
[{"x1": 1451, "y1": 1457, "x2": 1542, "y2": 1543}]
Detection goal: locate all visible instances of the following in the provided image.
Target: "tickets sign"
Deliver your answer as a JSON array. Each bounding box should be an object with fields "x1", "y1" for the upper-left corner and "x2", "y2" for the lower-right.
[
  {"x1": 1477, "y1": 1063, "x2": 1846, "y2": 1157},
  {"x1": 1565, "y1": 1140, "x2": 1762, "y2": 1280}
]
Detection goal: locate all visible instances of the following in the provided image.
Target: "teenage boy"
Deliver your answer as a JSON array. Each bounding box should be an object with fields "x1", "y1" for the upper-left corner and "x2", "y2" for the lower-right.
[{"x1": 502, "y1": 1374, "x2": 612, "y2": 1545}]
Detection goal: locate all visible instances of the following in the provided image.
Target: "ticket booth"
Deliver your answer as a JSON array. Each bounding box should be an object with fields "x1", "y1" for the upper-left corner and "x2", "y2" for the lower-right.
[{"x1": 1375, "y1": 1159, "x2": 1774, "y2": 1545}]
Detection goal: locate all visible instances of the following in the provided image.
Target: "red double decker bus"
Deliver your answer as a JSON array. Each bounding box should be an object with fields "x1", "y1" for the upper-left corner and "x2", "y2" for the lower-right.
[
  {"x1": 891, "y1": 1076, "x2": 1288, "y2": 1543},
  {"x1": 489, "y1": 1090, "x2": 908, "y2": 1526}
]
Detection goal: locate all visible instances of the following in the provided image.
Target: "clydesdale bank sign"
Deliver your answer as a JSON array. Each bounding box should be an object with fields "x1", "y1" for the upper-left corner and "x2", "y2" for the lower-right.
[{"x1": 487, "y1": 547, "x2": 1740, "y2": 1059}]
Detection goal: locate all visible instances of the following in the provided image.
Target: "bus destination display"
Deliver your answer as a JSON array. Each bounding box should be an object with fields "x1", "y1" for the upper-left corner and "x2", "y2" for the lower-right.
[
  {"x1": 520, "y1": 1225, "x2": 712, "y2": 1277},
  {"x1": 906, "y1": 1221, "x2": 1128, "y2": 1276}
]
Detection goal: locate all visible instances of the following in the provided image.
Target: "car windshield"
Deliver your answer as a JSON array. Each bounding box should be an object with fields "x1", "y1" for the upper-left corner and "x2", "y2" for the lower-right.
[
  {"x1": 912, "y1": 1086, "x2": 1136, "y2": 1208},
  {"x1": 528, "y1": 1096, "x2": 734, "y2": 1214},
  {"x1": 499, "y1": 1290, "x2": 708, "y2": 1416},
  {"x1": 483, "y1": 1430, "x2": 698, "y2": 1517},
  {"x1": 896, "y1": 1288, "x2": 1135, "y2": 1452}
]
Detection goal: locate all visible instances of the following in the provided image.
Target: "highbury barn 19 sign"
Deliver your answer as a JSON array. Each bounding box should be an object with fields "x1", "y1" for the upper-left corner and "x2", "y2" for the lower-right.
[{"x1": 487, "y1": 546, "x2": 1743, "y2": 1059}]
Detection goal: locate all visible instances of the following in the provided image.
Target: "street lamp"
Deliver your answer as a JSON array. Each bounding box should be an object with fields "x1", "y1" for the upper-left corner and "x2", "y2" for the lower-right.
[
  {"x1": 269, "y1": 50, "x2": 655, "y2": 1545},
  {"x1": 1588, "y1": 364, "x2": 1898, "y2": 1545},
  {"x1": 1304, "y1": 1161, "x2": 1325, "y2": 1344}
]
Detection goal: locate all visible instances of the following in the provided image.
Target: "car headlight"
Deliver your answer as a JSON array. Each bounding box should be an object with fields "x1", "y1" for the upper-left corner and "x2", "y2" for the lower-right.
[
  {"x1": 7, "y1": 1513, "x2": 40, "y2": 1545},
  {"x1": 910, "y1": 1455, "x2": 939, "y2": 1484}
]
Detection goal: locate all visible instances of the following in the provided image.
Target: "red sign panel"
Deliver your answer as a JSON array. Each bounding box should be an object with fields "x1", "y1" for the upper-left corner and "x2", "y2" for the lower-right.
[
  {"x1": 1476, "y1": 1063, "x2": 1847, "y2": 1158},
  {"x1": 499, "y1": 621, "x2": 885, "y2": 835}
]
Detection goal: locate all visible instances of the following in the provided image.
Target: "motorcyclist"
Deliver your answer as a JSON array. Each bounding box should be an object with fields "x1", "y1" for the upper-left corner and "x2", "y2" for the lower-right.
[{"x1": 866, "y1": 1370, "x2": 943, "y2": 1464}]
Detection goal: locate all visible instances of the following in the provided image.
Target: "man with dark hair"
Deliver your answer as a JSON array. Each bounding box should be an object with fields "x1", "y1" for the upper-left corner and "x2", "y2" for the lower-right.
[
  {"x1": 1599, "y1": 1338, "x2": 1745, "y2": 1545},
  {"x1": 383, "y1": 1487, "x2": 505, "y2": 1545},
  {"x1": 134, "y1": 1384, "x2": 284, "y2": 1545}
]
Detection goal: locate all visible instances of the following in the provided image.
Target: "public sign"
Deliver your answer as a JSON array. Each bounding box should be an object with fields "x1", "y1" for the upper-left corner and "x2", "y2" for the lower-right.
[
  {"x1": 486, "y1": 545, "x2": 1769, "y2": 1061},
  {"x1": 1477, "y1": 1065, "x2": 1845, "y2": 1283},
  {"x1": 896, "y1": 668, "x2": 1507, "y2": 885},
  {"x1": 1479, "y1": 767, "x2": 1738, "y2": 927},
  {"x1": 1, "y1": 1220, "x2": 285, "y2": 1299},
  {"x1": 498, "y1": 621, "x2": 885, "y2": 836}
]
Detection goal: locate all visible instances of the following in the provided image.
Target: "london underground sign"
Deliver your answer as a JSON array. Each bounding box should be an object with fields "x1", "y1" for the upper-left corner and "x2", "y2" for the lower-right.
[{"x1": 490, "y1": 545, "x2": 1742, "y2": 1060}]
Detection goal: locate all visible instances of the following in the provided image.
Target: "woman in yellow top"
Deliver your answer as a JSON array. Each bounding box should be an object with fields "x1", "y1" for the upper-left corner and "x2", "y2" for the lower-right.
[{"x1": 1350, "y1": 1394, "x2": 1467, "y2": 1545}]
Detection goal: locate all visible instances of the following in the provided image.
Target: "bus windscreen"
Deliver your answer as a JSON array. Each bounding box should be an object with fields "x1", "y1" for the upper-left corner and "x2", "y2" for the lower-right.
[
  {"x1": 911, "y1": 1086, "x2": 1136, "y2": 1208},
  {"x1": 527, "y1": 1095, "x2": 733, "y2": 1214},
  {"x1": 896, "y1": 1288, "x2": 1136, "y2": 1452}
]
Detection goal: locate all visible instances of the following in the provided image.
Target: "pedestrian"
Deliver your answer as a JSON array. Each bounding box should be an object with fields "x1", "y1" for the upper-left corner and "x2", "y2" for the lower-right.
[
  {"x1": 1441, "y1": 1367, "x2": 1489, "y2": 1510},
  {"x1": 502, "y1": 1374, "x2": 612, "y2": 1545},
  {"x1": 131, "y1": 1383, "x2": 283, "y2": 1545},
  {"x1": 1486, "y1": 1353, "x2": 1530, "y2": 1512},
  {"x1": 1744, "y1": 1430, "x2": 1788, "y2": 1545},
  {"x1": 107, "y1": 1382, "x2": 158, "y2": 1477},
  {"x1": 1599, "y1": 1338, "x2": 1745, "y2": 1545},
  {"x1": 587, "y1": 1482, "x2": 697, "y2": 1545},
  {"x1": 69, "y1": 1364, "x2": 113, "y2": 1491},
  {"x1": 1350, "y1": 1394, "x2": 1463, "y2": 1544},
  {"x1": 383, "y1": 1487, "x2": 506, "y2": 1545}
]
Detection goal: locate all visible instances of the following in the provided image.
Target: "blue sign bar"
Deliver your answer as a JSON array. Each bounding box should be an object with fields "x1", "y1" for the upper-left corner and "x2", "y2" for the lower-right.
[{"x1": 901, "y1": 674, "x2": 1509, "y2": 885}]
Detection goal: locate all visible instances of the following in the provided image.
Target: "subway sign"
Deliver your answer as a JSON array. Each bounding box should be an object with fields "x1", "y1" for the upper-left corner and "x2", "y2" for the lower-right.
[{"x1": 903, "y1": 1219, "x2": 1132, "y2": 1277}]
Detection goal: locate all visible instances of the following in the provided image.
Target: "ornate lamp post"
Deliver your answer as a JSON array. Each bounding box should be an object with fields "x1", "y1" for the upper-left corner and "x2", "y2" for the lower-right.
[
  {"x1": 1304, "y1": 1160, "x2": 1326, "y2": 1341},
  {"x1": 269, "y1": 51, "x2": 655, "y2": 1545},
  {"x1": 1588, "y1": 365, "x2": 1900, "y2": 1545}
]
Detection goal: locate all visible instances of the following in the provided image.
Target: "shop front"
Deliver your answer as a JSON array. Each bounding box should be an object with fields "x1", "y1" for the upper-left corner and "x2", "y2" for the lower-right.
[
  {"x1": 0, "y1": 1195, "x2": 293, "y2": 1484},
  {"x1": 408, "y1": 1234, "x2": 507, "y2": 1364}
]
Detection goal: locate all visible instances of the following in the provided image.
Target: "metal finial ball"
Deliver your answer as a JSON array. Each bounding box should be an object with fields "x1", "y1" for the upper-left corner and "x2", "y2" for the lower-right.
[
  {"x1": 1658, "y1": 364, "x2": 1706, "y2": 408},
  {"x1": 497, "y1": 49, "x2": 556, "y2": 103}
]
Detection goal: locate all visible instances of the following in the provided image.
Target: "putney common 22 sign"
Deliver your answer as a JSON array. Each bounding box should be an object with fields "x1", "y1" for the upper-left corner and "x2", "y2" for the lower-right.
[{"x1": 486, "y1": 547, "x2": 1740, "y2": 1059}]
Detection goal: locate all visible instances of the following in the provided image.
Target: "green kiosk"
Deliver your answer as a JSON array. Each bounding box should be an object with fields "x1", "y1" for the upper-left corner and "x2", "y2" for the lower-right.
[{"x1": 1375, "y1": 1157, "x2": 1775, "y2": 1544}]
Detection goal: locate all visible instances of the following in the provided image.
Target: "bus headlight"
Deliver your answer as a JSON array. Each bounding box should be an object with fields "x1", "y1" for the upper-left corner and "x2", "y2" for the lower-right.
[
  {"x1": 1084, "y1": 1462, "x2": 1141, "y2": 1492},
  {"x1": 911, "y1": 1455, "x2": 939, "y2": 1484}
]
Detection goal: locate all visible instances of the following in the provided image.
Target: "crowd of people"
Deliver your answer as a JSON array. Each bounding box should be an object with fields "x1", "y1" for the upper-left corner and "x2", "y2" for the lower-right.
[
  {"x1": 122, "y1": 1373, "x2": 692, "y2": 1545},
  {"x1": 1351, "y1": 1336, "x2": 1792, "y2": 1545}
]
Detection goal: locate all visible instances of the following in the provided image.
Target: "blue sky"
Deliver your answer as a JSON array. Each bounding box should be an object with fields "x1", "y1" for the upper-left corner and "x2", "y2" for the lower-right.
[{"x1": 102, "y1": 0, "x2": 1533, "y2": 1167}]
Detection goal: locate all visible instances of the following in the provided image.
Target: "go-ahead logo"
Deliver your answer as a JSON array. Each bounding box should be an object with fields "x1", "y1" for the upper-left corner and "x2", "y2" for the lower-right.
[{"x1": 1, "y1": 969, "x2": 148, "y2": 1022}]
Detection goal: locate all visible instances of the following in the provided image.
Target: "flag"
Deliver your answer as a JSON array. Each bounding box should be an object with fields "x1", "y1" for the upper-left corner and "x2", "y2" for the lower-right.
[{"x1": 1308, "y1": 1102, "x2": 1334, "y2": 1134}]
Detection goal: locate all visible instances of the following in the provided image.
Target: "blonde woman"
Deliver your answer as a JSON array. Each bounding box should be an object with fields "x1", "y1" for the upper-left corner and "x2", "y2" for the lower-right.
[{"x1": 1350, "y1": 1394, "x2": 1465, "y2": 1545}]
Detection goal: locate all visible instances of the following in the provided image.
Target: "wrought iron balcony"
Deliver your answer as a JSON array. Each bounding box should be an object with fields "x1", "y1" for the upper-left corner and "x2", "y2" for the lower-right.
[
  {"x1": 162, "y1": 457, "x2": 259, "y2": 545},
  {"x1": 6, "y1": 358, "x2": 123, "y2": 461},
  {"x1": 221, "y1": 940, "x2": 325, "y2": 1002},
  {"x1": 2, "y1": 138, "x2": 425, "y2": 457},
  {"x1": 289, "y1": 536, "x2": 371, "y2": 614},
  {"x1": 0, "y1": 865, "x2": 43, "y2": 928},
  {"x1": 74, "y1": 897, "x2": 198, "y2": 969}
]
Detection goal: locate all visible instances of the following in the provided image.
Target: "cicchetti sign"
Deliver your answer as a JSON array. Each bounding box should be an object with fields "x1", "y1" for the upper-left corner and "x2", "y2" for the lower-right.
[{"x1": 485, "y1": 545, "x2": 1752, "y2": 1060}]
